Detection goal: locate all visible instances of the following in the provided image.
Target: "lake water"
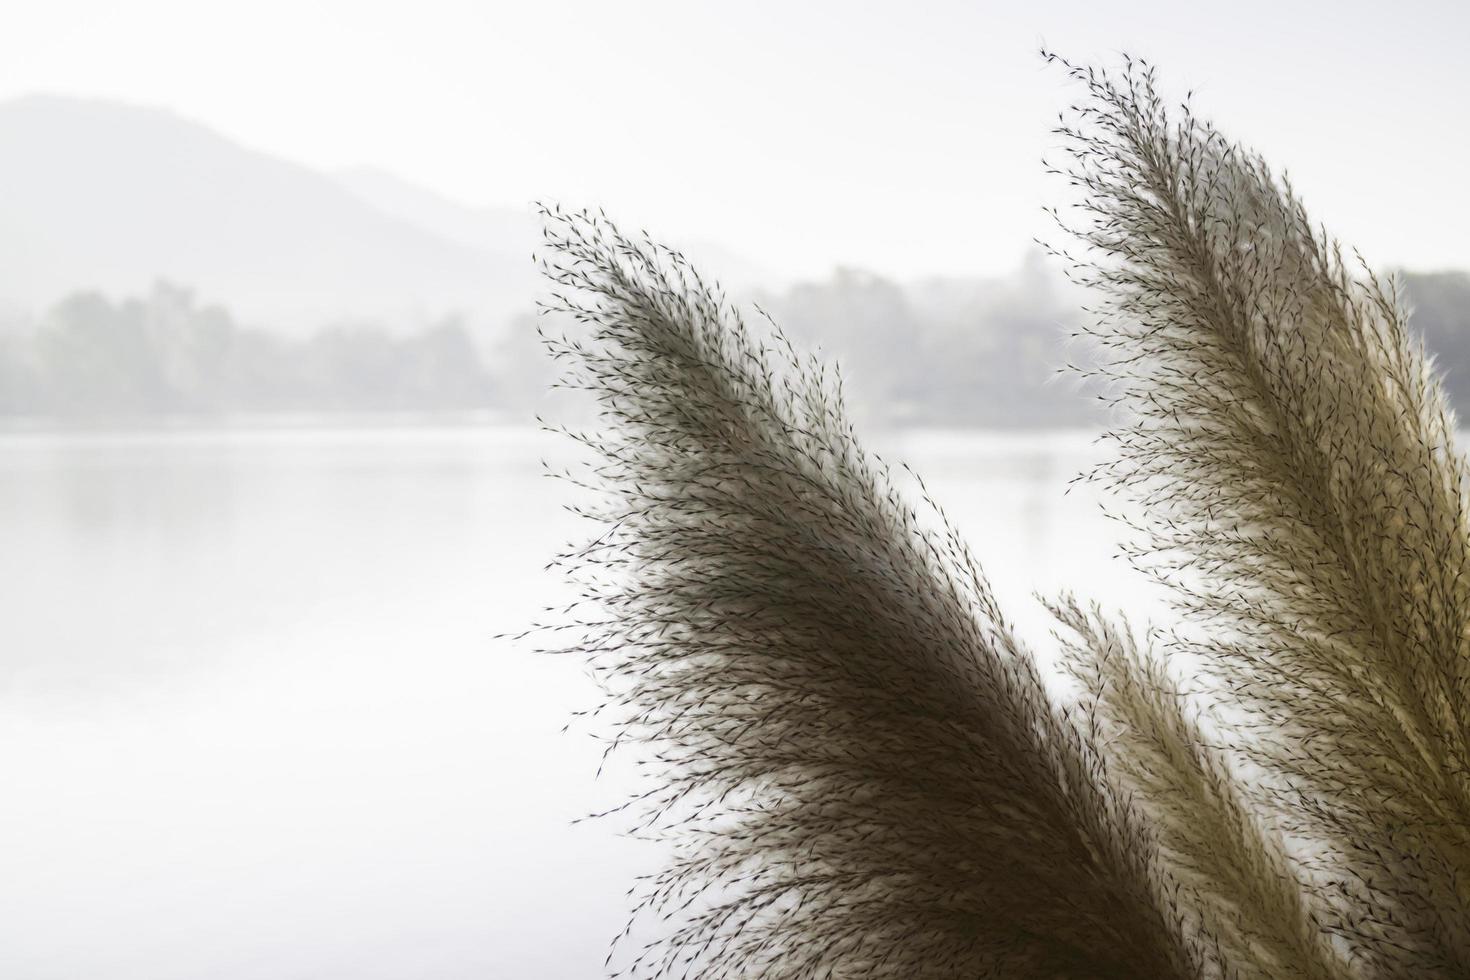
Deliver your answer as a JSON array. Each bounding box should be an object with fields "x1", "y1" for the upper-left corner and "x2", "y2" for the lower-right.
[{"x1": 0, "y1": 423, "x2": 1159, "y2": 979}]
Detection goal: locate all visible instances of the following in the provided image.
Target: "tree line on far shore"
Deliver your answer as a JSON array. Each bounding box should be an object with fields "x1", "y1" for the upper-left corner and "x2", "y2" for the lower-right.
[{"x1": 4, "y1": 269, "x2": 1469, "y2": 427}]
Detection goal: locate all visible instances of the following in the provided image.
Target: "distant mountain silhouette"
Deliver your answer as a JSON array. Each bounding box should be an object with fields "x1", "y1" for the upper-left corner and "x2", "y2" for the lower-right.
[
  {"x1": 8, "y1": 93, "x2": 1466, "y2": 432},
  {"x1": 0, "y1": 95, "x2": 783, "y2": 335},
  {"x1": 334, "y1": 167, "x2": 540, "y2": 258},
  {"x1": 334, "y1": 166, "x2": 781, "y2": 295},
  {"x1": 0, "y1": 95, "x2": 537, "y2": 332}
]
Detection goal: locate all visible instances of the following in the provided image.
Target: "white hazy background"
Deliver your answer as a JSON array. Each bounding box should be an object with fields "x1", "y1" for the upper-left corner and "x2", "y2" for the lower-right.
[
  {"x1": 2, "y1": 3, "x2": 1467, "y2": 978},
  {"x1": 0, "y1": 427, "x2": 1133, "y2": 979},
  {"x1": 6, "y1": 0, "x2": 1470, "y2": 279}
]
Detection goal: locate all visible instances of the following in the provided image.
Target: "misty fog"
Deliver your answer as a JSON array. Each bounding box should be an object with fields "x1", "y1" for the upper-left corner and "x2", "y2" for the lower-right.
[{"x1": 6, "y1": 2, "x2": 1470, "y2": 976}]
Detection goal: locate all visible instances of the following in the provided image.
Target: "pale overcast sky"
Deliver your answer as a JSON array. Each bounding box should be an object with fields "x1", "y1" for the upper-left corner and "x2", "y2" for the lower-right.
[{"x1": 3, "y1": 0, "x2": 1467, "y2": 279}]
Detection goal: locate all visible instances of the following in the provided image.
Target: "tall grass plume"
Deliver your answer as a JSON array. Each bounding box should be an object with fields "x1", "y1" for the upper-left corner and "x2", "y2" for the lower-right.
[{"x1": 531, "y1": 52, "x2": 1470, "y2": 978}]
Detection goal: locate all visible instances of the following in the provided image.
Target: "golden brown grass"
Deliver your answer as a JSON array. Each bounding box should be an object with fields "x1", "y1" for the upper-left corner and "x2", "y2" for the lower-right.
[{"x1": 533, "y1": 55, "x2": 1470, "y2": 978}]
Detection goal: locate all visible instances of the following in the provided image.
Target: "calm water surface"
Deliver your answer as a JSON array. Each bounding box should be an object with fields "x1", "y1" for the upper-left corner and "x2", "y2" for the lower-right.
[{"x1": 0, "y1": 424, "x2": 1156, "y2": 979}]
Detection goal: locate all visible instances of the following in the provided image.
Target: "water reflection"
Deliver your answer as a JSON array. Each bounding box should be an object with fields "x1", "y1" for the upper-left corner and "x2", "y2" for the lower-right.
[{"x1": 0, "y1": 424, "x2": 1143, "y2": 978}]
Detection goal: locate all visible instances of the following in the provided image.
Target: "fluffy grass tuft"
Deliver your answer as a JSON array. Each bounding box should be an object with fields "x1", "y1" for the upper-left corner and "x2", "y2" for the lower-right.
[
  {"x1": 535, "y1": 53, "x2": 1470, "y2": 978},
  {"x1": 1047, "y1": 52, "x2": 1470, "y2": 975},
  {"x1": 536, "y1": 207, "x2": 1201, "y2": 978}
]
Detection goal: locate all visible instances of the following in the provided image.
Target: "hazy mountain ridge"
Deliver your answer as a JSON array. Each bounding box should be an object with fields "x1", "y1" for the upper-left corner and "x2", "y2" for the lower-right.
[
  {"x1": 4, "y1": 95, "x2": 1470, "y2": 427},
  {"x1": 0, "y1": 95, "x2": 537, "y2": 333},
  {"x1": 334, "y1": 167, "x2": 539, "y2": 257},
  {"x1": 0, "y1": 95, "x2": 787, "y2": 336}
]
